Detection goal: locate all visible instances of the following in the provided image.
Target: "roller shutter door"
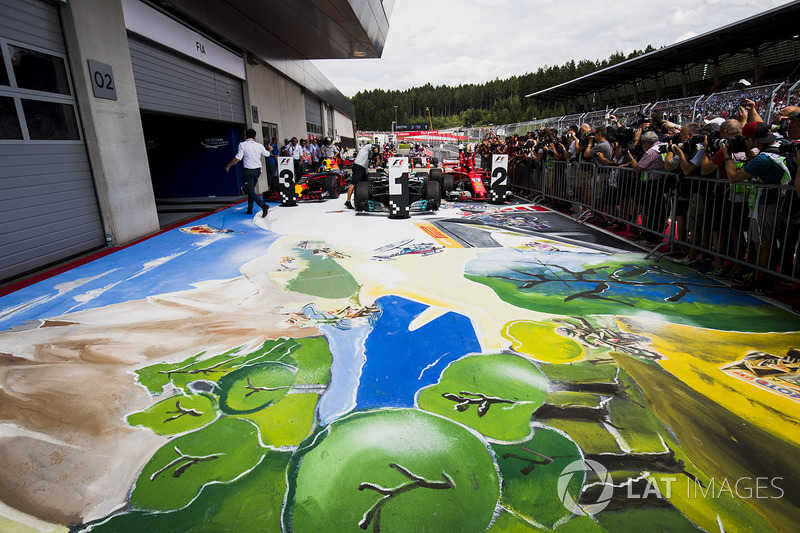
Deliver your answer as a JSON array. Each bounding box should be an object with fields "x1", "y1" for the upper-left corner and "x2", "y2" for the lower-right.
[
  {"x1": 0, "y1": 0, "x2": 105, "y2": 282},
  {"x1": 305, "y1": 93, "x2": 321, "y2": 135},
  {"x1": 129, "y1": 36, "x2": 245, "y2": 123}
]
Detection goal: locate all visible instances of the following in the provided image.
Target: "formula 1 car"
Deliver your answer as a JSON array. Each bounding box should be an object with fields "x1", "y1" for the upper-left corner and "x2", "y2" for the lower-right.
[
  {"x1": 353, "y1": 168, "x2": 441, "y2": 213},
  {"x1": 431, "y1": 151, "x2": 511, "y2": 202},
  {"x1": 263, "y1": 158, "x2": 346, "y2": 202}
]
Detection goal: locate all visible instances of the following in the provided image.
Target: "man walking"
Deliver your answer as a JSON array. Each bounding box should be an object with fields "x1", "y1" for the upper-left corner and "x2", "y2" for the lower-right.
[
  {"x1": 224, "y1": 128, "x2": 270, "y2": 218},
  {"x1": 345, "y1": 141, "x2": 372, "y2": 209}
]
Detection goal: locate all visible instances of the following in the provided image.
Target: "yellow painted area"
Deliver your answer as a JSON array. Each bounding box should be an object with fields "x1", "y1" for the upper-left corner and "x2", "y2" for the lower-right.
[
  {"x1": 413, "y1": 221, "x2": 464, "y2": 248},
  {"x1": 646, "y1": 472, "x2": 778, "y2": 533},
  {"x1": 501, "y1": 320, "x2": 584, "y2": 363},
  {"x1": 617, "y1": 317, "x2": 800, "y2": 446}
]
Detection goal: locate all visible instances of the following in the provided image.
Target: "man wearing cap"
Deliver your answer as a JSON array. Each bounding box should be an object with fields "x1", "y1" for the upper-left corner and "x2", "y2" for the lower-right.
[{"x1": 722, "y1": 122, "x2": 792, "y2": 294}]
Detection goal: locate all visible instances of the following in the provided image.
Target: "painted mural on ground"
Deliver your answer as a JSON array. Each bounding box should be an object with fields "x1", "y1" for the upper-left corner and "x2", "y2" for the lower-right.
[{"x1": 0, "y1": 200, "x2": 799, "y2": 532}]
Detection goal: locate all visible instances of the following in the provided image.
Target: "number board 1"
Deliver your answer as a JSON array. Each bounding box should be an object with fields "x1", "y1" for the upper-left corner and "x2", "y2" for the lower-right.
[{"x1": 88, "y1": 60, "x2": 117, "y2": 101}]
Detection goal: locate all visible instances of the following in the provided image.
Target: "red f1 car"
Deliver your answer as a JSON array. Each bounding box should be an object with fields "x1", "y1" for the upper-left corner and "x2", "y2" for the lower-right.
[{"x1": 430, "y1": 151, "x2": 508, "y2": 201}]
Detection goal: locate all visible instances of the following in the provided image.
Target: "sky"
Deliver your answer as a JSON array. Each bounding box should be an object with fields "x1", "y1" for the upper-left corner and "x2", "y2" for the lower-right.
[{"x1": 312, "y1": 0, "x2": 797, "y2": 98}]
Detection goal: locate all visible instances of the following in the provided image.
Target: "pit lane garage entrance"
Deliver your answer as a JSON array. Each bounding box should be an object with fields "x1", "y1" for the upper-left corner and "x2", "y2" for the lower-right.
[{"x1": 128, "y1": 36, "x2": 246, "y2": 200}]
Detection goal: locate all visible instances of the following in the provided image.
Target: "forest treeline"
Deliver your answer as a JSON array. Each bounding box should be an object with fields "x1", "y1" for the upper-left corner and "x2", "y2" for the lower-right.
[{"x1": 351, "y1": 46, "x2": 656, "y2": 131}]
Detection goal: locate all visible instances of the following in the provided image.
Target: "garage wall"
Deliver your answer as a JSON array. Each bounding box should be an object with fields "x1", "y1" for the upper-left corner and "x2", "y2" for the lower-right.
[
  {"x1": 0, "y1": 0, "x2": 106, "y2": 282},
  {"x1": 60, "y1": 0, "x2": 159, "y2": 247},
  {"x1": 243, "y1": 61, "x2": 306, "y2": 143},
  {"x1": 334, "y1": 109, "x2": 355, "y2": 139}
]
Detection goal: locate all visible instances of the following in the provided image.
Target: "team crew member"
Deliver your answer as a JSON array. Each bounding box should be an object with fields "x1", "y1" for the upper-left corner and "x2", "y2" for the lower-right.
[
  {"x1": 345, "y1": 142, "x2": 373, "y2": 209},
  {"x1": 225, "y1": 128, "x2": 270, "y2": 218}
]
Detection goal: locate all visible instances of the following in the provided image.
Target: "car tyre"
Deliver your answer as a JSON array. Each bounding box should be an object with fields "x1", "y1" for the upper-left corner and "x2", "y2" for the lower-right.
[
  {"x1": 442, "y1": 174, "x2": 455, "y2": 198},
  {"x1": 323, "y1": 174, "x2": 339, "y2": 198},
  {"x1": 354, "y1": 181, "x2": 370, "y2": 212},
  {"x1": 424, "y1": 180, "x2": 441, "y2": 210}
]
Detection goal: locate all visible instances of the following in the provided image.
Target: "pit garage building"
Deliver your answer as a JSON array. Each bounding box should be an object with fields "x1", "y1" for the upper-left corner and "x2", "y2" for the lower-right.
[{"x1": 0, "y1": 0, "x2": 391, "y2": 282}]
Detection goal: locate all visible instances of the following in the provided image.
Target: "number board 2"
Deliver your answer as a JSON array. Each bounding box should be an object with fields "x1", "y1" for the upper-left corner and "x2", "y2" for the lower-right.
[{"x1": 88, "y1": 60, "x2": 117, "y2": 101}]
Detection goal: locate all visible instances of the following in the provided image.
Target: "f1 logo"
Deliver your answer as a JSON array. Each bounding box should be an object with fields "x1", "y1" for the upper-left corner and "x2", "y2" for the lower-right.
[{"x1": 280, "y1": 157, "x2": 292, "y2": 165}]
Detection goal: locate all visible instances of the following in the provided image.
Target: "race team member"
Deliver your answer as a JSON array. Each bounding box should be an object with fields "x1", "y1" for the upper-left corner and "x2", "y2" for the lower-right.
[
  {"x1": 345, "y1": 142, "x2": 373, "y2": 210},
  {"x1": 224, "y1": 128, "x2": 270, "y2": 218}
]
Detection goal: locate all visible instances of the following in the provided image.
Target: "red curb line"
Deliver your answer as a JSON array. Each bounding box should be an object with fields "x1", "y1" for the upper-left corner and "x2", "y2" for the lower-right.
[{"x1": 0, "y1": 200, "x2": 245, "y2": 298}]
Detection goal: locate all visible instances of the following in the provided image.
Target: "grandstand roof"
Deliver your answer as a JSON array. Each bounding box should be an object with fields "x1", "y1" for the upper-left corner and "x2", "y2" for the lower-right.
[{"x1": 526, "y1": 1, "x2": 800, "y2": 101}]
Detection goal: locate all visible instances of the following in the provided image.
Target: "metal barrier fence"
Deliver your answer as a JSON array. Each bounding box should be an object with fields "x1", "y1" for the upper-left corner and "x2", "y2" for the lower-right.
[{"x1": 509, "y1": 160, "x2": 799, "y2": 285}]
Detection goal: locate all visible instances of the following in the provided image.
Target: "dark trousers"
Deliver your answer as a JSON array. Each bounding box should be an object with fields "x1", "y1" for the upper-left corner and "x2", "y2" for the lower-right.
[{"x1": 243, "y1": 167, "x2": 267, "y2": 211}]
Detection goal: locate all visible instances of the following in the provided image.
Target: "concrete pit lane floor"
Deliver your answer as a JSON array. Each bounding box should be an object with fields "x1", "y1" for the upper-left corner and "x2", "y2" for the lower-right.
[{"x1": 0, "y1": 197, "x2": 799, "y2": 532}]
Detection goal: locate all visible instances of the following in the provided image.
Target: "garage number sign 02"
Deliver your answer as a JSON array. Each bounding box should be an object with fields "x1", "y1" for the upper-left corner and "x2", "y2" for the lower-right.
[{"x1": 88, "y1": 60, "x2": 117, "y2": 101}]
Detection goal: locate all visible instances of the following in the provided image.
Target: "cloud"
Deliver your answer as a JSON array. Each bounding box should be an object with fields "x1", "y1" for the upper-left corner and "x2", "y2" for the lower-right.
[{"x1": 313, "y1": 0, "x2": 795, "y2": 97}]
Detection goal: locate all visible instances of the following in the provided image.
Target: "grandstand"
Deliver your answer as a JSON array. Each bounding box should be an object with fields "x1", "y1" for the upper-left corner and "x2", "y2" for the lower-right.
[{"x1": 525, "y1": 1, "x2": 800, "y2": 115}]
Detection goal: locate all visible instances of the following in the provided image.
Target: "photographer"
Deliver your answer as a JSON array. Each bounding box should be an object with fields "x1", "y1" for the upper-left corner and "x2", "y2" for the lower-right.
[
  {"x1": 698, "y1": 119, "x2": 750, "y2": 279},
  {"x1": 665, "y1": 123, "x2": 708, "y2": 266},
  {"x1": 736, "y1": 98, "x2": 764, "y2": 126},
  {"x1": 582, "y1": 126, "x2": 616, "y2": 227},
  {"x1": 723, "y1": 122, "x2": 792, "y2": 294},
  {"x1": 628, "y1": 131, "x2": 668, "y2": 244},
  {"x1": 572, "y1": 125, "x2": 595, "y2": 211}
]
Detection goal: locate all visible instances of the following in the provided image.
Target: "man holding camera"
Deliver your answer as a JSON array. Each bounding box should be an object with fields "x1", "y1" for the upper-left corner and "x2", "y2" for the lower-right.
[
  {"x1": 722, "y1": 122, "x2": 792, "y2": 294},
  {"x1": 628, "y1": 131, "x2": 667, "y2": 244},
  {"x1": 665, "y1": 123, "x2": 708, "y2": 266},
  {"x1": 698, "y1": 119, "x2": 749, "y2": 279}
]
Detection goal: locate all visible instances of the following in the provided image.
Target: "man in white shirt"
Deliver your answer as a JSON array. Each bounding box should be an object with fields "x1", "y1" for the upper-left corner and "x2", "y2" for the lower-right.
[
  {"x1": 345, "y1": 142, "x2": 373, "y2": 209},
  {"x1": 288, "y1": 137, "x2": 303, "y2": 177},
  {"x1": 224, "y1": 128, "x2": 270, "y2": 217}
]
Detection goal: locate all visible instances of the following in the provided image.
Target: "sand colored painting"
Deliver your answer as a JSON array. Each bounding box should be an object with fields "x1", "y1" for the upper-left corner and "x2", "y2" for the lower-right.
[{"x1": 1, "y1": 200, "x2": 799, "y2": 532}]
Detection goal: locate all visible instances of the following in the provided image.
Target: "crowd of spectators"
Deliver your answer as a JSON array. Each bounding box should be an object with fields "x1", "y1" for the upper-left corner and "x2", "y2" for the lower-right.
[
  {"x1": 271, "y1": 135, "x2": 348, "y2": 179},
  {"x1": 649, "y1": 96, "x2": 702, "y2": 125},
  {"x1": 486, "y1": 93, "x2": 800, "y2": 298}
]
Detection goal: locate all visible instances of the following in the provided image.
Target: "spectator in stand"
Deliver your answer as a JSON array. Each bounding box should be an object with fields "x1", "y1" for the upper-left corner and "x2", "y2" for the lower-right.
[
  {"x1": 722, "y1": 122, "x2": 792, "y2": 295},
  {"x1": 628, "y1": 131, "x2": 668, "y2": 244}
]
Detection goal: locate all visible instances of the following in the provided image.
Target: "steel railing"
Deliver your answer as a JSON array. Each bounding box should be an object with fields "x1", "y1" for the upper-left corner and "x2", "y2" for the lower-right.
[{"x1": 510, "y1": 161, "x2": 799, "y2": 284}]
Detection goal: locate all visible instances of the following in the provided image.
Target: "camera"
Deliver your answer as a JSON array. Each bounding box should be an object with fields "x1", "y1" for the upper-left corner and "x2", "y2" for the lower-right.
[
  {"x1": 710, "y1": 135, "x2": 747, "y2": 154},
  {"x1": 608, "y1": 126, "x2": 637, "y2": 151},
  {"x1": 771, "y1": 118, "x2": 789, "y2": 135},
  {"x1": 777, "y1": 140, "x2": 800, "y2": 157}
]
